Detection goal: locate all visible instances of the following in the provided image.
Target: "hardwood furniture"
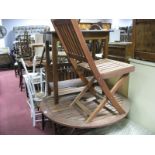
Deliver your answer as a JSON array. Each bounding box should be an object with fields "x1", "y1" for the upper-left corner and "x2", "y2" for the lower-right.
[
  {"x1": 89, "y1": 22, "x2": 106, "y2": 59},
  {"x1": 0, "y1": 47, "x2": 13, "y2": 68},
  {"x1": 18, "y1": 31, "x2": 32, "y2": 58},
  {"x1": 79, "y1": 22, "x2": 111, "y2": 58},
  {"x1": 44, "y1": 41, "x2": 76, "y2": 95},
  {"x1": 46, "y1": 28, "x2": 110, "y2": 104},
  {"x1": 108, "y1": 42, "x2": 133, "y2": 62},
  {"x1": 133, "y1": 19, "x2": 155, "y2": 62},
  {"x1": 40, "y1": 94, "x2": 130, "y2": 129},
  {"x1": 52, "y1": 19, "x2": 135, "y2": 123}
]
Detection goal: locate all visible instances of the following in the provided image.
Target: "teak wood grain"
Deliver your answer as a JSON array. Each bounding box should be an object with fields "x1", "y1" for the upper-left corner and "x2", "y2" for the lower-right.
[
  {"x1": 52, "y1": 19, "x2": 135, "y2": 123},
  {"x1": 40, "y1": 93, "x2": 130, "y2": 129},
  {"x1": 46, "y1": 28, "x2": 110, "y2": 104}
]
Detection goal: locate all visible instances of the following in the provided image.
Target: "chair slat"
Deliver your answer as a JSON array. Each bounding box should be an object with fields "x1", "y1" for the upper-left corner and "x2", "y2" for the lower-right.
[
  {"x1": 59, "y1": 26, "x2": 73, "y2": 53},
  {"x1": 62, "y1": 25, "x2": 76, "y2": 54},
  {"x1": 78, "y1": 59, "x2": 134, "y2": 79},
  {"x1": 65, "y1": 23, "x2": 85, "y2": 58},
  {"x1": 68, "y1": 24, "x2": 84, "y2": 56}
]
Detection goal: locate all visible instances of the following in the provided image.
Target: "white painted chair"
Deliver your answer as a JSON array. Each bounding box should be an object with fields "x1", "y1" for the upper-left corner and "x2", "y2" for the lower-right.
[
  {"x1": 20, "y1": 57, "x2": 46, "y2": 88},
  {"x1": 21, "y1": 57, "x2": 47, "y2": 126},
  {"x1": 24, "y1": 73, "x2": 47, "y2": 127}
]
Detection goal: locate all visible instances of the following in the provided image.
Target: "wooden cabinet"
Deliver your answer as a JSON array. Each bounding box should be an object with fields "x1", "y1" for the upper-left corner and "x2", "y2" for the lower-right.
[
  {"x1": 0, "y1": 54, "x2": 12, "y2": 65},
  {"x1": 0, "y1": 48, "x2": 13, "y2": 68},
  {"x1": 133, "y1": 19, "x2": 155, "y2": 62},
  {"x1": 108, "y1": 42, "x2": 133, "y2": 62}
]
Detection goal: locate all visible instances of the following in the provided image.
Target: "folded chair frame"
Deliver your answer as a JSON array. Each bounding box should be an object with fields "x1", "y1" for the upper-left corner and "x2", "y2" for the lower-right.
[{"x1": 52, "y1": 19, "x2": 134, "y2": 123}]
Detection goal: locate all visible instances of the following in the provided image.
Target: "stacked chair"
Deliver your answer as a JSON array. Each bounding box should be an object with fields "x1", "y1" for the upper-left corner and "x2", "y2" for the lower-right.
[{"x1": 21, "y1": 56, "x2": 47, "y2": 126}]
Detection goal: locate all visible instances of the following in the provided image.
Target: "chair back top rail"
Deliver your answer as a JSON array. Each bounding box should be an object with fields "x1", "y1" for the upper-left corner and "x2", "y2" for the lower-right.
[
  {"x1": 20, "y1": 56, "x2": 37, "y2": 75},
  {"x1": 20, "y1": 58, "x2": 29, "y2": 75}
]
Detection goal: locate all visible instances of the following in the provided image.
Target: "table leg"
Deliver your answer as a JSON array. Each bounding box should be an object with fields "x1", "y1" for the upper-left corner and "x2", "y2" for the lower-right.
[
  {"x1": 45, "y1": 41, "x2": 51, "y2": 95},
  {"x1": 52, "y1": 36, "x2": 58, "y2": 104},
  {"x1": 42, "y1": 113, "x2": 45, "y2": 130},
  {"x1": 92, "y1": 40, "x2": 96, "y2": 59},
  {"x1": 104, "y1": 35, "x2": 109, "y2": 58}
]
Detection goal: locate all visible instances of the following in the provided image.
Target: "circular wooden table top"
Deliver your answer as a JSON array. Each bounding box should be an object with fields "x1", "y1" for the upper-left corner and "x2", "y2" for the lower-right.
[{"x1": 40, "y1": 94, "x2": 130, "y2": 129}]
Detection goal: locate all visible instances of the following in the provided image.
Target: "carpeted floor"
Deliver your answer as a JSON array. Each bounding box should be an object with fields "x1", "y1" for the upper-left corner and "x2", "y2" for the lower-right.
[{"x1": 0, "y1": 70, "x2": 52, "y2": 135}]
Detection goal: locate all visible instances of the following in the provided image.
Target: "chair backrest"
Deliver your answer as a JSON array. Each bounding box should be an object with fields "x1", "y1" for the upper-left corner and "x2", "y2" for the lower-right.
[
  {"x1": 20, "y1": 58, "x2": 29, "y2": 75},
  {"x1": 20, "y1": 56, "x2": 37, "y2": 75},
  {"x1": 52, "y1": 19, "x2": 100, "y2": 78},
  {"x1": 52, "y1": 20, "x2": 90, "y2": 62}
]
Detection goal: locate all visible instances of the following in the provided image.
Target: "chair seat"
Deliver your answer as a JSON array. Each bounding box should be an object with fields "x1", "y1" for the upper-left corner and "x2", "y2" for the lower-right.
[
  {"x1": 34, "y1": 92, "x2": 46, "y2": 102},
  {"x1": 28, "y1": 72, "x2": 39, "y2": 77},
  {"x1": 23, "y1": 72, "x2": 39, "y2": 77},
  {"x1": 23, "y1": 73, "x2": 42, "y2": 84},
  {"x1": 78, "y1": 59, "x2": 135, "y2": 79}
]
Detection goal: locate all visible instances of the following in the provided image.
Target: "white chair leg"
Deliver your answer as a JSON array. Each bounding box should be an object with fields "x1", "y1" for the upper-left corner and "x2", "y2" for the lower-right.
[
  {"x1": 32, "y1": 112, "x2": 36, "y2": 127},
  {"x1": 40, "y1": 68, "x2": 43, "y2": 93},
  {"x1": 45, "y1": 81, "x2": 47, "y2": 96}
]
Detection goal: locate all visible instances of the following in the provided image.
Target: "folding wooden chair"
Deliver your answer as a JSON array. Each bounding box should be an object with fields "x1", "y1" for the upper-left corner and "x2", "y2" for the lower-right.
[{"x1": 52, "y1": 19, "x2": 135, "y2": 123}]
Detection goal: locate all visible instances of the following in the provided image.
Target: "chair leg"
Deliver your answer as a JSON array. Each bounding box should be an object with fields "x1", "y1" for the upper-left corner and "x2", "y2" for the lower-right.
[
  {"x1": 42, "y1": 113, "x2": 45, "y2": 130},
  {"x1": 70, "y1": 77, "x2": 95, "y2": 106},
  {"x1": 95, "y1": 75, "x2": 127, "y2": 115},
  {"x1": 68, "y1": 58, "x2": 97, "y2": 96},
  {"x1": 20, "y1": 74, "x2": 23, "y2": 91},
  {"x1": 86, "y1": 75, "x2": 128, "y2": 123},
  {"x1": 86, "y1": 97, "x2": 107, "y2": 123},
  {"x1": 14, "y1": 66, "x2": 18, "y2": 77},
  {"x1": 32, "y1": 113, "x2": 36, "y2": 127}
]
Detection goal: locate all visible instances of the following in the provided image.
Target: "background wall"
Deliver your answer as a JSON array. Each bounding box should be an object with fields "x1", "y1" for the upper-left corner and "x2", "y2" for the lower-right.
[
  {"x1": 0, "y1": 19, "x2": 5, "y2": 47},
  {"x1": 1, "y1": 19, "x2": 53, "y2": 49},
  {"x1": 1, "y1": 19, "x2": 132, "y2": 49},
  {"x1": 112, "y1": 19, "x2": 132, "y2": 29}
]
